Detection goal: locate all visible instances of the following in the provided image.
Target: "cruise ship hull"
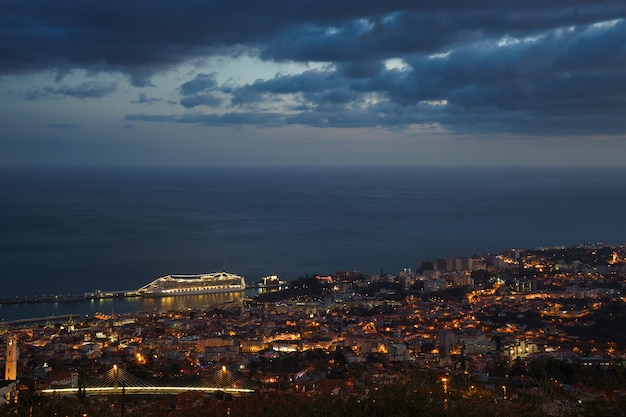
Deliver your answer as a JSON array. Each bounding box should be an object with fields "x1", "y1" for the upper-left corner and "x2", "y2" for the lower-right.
[
  {"x1": 137, "y1": 272, "x2": 246, "y2": 297},
  {"x1": 140, "y1": 285, "x2": 246, "y2": 297}
]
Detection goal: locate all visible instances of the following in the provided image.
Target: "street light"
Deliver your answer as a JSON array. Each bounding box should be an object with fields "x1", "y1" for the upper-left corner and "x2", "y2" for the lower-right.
[
  {"x1": 113, "y1": 365, "x2": 118, "y2": 390},
  {"x1": 441, "y1": 377, "x2": 450, "y2": 411},
  {"x1": 441, "y1": 377, "x2": 449, "y2": 394}
]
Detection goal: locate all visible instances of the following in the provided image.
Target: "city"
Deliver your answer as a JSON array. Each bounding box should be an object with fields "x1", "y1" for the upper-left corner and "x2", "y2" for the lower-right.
[
  {"x1": 4, "y1": 1, "x2": 626, "y2": 416},
  {"x1": 1, "y1": 243, "x2": 625, "y2": 416}
]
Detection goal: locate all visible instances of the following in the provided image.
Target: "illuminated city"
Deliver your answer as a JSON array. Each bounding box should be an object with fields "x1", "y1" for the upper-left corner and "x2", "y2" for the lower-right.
[
  {"x1": 3, "y1": 0, "x2": 626, "y2": 415},
  {"x1": 2, "y1": 243, "x2": 625, "y2": 416}
]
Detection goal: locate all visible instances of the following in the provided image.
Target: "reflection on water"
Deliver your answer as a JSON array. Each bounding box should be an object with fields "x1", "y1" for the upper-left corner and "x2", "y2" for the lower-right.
[
  {"x1": 0, "y1": 291, "x2": 248, "y2": 323},
  {"x1": 138, "y1": 292, "x2": 244, "y2": 311}
]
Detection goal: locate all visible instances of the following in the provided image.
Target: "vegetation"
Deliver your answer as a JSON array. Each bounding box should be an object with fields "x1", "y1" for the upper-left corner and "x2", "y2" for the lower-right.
[{"x1": 5, "y1": 359, "x2": 626, "y2": 417}]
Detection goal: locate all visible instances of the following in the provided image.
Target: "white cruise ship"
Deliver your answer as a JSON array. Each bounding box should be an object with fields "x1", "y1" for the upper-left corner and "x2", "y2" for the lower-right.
[{"x1": 137, "y1": 272, "x2": 246, "y2": 296}]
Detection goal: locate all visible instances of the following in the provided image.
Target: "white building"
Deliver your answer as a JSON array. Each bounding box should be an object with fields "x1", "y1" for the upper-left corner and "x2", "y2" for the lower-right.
[
  {"x1": 505, "y1": 340, "x2": 539, "y2": 359},
  {"x1": 5, "y1": 335, "x2": 18, "y2": 381}
]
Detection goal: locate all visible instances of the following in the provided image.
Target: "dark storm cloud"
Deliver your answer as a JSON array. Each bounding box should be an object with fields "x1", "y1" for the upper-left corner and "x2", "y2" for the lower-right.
[
  {"x1": 178, "y1": 112, "x2": 285, "y2": 127},
  {"x1": 4, "y1": 1, "x2": 625, "y2": 78},
  {"x1": 216, "y1": 18, "x2": 626, "y2": 135},
  {"x1": 5, "y1": 1, "x2": 626, "y2": 135},
  {"x1": 125, "y1": 112, "x2": 284, "y2": 127},
  {"x1": 179, "y1": 73, "x2": 219, "y2": 96},
  {"x1": 259, "y1": 4, "x2": 626, "y2": 63},
  {"x1": 178, "y1": 73, "x2": 223, "y2": 108},
  {"x1": 23, "y1": 82, "x2": 117, "y2": 100},
  {"x1": 336, "y1": 61, "x2": 385, "y2": 79},
  {"x1": 285, "y1": 109, "x2": 384, "y2": 129},
  {"x1": 180, "y1": 94, "x2": 223, "y2": 109},
  {"x1": 239, "y1": 69, "x2": 343, "y2": 95},
  {"x1": 133, "y1": 93, "x2": 162, "y2": 105}
]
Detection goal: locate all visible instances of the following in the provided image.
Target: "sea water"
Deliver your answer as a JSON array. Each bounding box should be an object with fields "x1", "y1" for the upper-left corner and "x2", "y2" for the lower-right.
[{"x1": 1, "y1": 165, "x2": 625, "y2": 320}]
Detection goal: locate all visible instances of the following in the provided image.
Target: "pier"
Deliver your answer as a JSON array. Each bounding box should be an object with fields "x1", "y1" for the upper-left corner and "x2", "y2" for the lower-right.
[
  {"x1": 0, "y1": 290, "x2": 141, "y2": 307},
  {"x1": 1, "y1": 314, "x2": 77, "y2": 326}
]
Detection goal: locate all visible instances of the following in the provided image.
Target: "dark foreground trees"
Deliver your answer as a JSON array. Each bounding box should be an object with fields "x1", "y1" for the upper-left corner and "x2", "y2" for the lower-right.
[{"x1": 5, "y1": 377, "x2": 626, "y2": 417}]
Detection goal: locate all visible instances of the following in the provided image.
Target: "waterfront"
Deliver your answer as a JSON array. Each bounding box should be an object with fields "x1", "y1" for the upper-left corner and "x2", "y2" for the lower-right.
[
  {"x1": 0, "y1": 291, "x2": 249, "y2": 323},
  {"x1": 2, "y1": 243, "x2": 625, "y2": 417}
]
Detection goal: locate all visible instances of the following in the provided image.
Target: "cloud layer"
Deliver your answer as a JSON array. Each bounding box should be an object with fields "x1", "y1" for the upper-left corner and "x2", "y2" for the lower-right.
[{"x1": 3, "y1": 1, "x2": 626, "y2": 135}]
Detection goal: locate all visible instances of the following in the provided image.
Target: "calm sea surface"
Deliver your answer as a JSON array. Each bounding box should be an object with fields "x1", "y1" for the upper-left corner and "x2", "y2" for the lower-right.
[{"x1": 1, "y1": 165, "x2": 625, "y2": 321}]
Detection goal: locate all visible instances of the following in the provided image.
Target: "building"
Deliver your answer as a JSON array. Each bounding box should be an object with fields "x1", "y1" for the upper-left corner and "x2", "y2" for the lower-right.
[
  {"x1": 388, "y1": 344, "x2": 410, "y2": 362},
  {"x1": 438, "y1": 331, "x2": 457, "y2": 356},
  {"x1": 424, "y1": 277, "x2": 448, "y2": 292},
  {"x1": 512, "y1": 279, "x2": 537, "y2": 293},
  {"x1": 5, "y1": 335, "x2": 18, "y2": 381},
  {"x1": 463, "y1": 337, "x2": 495, "y2": 355},
  {"x1": 432, "y1": 257, "x2": 486, "y2": 272},
  {"x1": 505, "y1": 340, "x2": 539, "y2": 359}
]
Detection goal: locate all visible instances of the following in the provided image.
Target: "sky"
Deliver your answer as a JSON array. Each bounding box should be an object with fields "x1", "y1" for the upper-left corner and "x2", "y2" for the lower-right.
[{"x1": 2, "y1": 1, "x2": 626, "y2": 167}]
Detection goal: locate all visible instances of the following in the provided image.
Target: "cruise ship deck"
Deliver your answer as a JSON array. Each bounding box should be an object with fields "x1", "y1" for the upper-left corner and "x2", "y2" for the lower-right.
[{"x1": 137, "y1": 272, "x2": 246, "y2": 296}]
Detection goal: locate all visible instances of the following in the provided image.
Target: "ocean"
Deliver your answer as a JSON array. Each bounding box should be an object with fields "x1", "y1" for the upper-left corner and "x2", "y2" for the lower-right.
[{"x1": 1, "y1": 165, "x2": 625, "y2": 321}]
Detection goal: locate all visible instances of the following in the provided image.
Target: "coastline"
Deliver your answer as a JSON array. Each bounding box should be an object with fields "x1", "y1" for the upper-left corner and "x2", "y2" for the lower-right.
[{"x1": 0, "y1": 289, "x2": 252, "y2": 324}]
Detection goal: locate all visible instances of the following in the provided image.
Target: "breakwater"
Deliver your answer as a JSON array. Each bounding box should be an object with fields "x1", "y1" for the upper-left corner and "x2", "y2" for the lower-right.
[
  {"x1": 0, "y1": 291, "x2": 140, "y2": 306},
  {"x1": 2, "y1": 314, "x2": 77, "y2": 326}
]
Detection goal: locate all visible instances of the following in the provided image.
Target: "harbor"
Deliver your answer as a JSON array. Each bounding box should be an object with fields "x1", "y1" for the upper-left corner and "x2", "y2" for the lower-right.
[
  {"x1": 0, "y1": 291, "x2": 250, "y2": 324},
  {"x1": 0, "y1": 273, "x2": 283, "y2": 323},
  {"x1": 0, "y1": 290, "x2": 140, "y2": 306},
  {"x1": 0, "y1": 273, "x2": 282, "y2": 307}
]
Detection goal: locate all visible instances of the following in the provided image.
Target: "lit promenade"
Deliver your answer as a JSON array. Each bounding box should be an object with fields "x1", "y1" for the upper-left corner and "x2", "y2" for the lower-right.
[
  {"x1": 42, "y1": 365, "x2": 255, "y2": 397},
  {"x1": 41, "y1": 386, "x2": 255, "y2": 396}
]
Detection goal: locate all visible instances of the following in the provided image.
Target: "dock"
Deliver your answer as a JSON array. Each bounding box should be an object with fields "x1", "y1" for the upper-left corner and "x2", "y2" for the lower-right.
[
  {"x1": 1, "y1": 314, "x2": 77, "y2": 326},
  {"x1": 0, "y1": 290, "x2": 141, "y2": 306}
]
